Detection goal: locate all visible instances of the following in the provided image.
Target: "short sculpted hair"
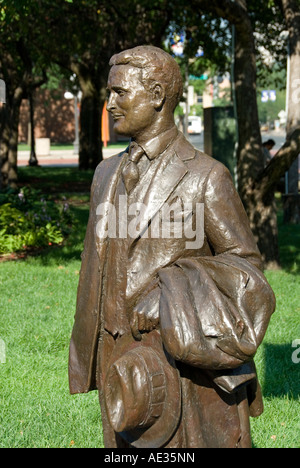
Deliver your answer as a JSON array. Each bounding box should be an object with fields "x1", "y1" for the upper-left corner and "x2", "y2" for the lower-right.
[{"x1": 109, "y1": 45, "x2": 183, "y2": 112}]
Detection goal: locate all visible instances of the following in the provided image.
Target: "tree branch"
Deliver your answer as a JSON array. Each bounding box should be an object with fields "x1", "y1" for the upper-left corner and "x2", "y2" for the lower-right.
[
  {"x1": 189, "y1": 0, "x2": 248, "y2": 24},
  {"x1": 257, "y1": 127, "x2": 300, "y2": 197}
]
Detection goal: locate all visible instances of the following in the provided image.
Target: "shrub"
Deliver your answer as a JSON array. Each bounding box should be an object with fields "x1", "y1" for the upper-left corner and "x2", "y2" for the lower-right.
[{"x1": 0, "y1": 187, "x2": 74, "y2": 254}]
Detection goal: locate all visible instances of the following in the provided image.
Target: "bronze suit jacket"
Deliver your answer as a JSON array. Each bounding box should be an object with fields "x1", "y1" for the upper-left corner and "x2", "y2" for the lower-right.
[{"x1": 69, "y1": 130, "x2": 275, "y2": 448}]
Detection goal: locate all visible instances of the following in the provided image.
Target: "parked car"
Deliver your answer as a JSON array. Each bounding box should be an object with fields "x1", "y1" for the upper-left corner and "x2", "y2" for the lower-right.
[{"x1": 188, "y1": 116, "x2": 202, "y2": 134}]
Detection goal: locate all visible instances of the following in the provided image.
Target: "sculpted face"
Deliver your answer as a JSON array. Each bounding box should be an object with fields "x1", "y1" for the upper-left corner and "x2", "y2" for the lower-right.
[{"x1": 106, "y1": 65, "x2": 158, "y2": 141}]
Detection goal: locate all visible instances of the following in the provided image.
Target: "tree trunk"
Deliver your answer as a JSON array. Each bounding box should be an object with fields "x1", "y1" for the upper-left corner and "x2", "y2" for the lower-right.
[
  {"x1": 233, "y1": 21, "x2": 264, "y2": 194},
  {"x1": 0, "y1": 104, "x2": 4, "y2": 191},
  {"x1": 231, "y1": 11, "x2": 280, "y2": 267},
  {"x1": 248, "y1": 190, "x2": 280, "y2": 269},
  {"x1": 0, "y1": 87, "x2": 23, "y2": 188},
  {"x1": 28, "y1": 90, "x2": 38, "y2": 167},
  {"x1": 191, "y1": 0, "x2": 300, "y2": 267},
  {"x1": 250, "y1": 128, "x2": 300, "y2": 267},
  {"x1": 192, "y1": 0, "x2": 283, "y2": 267},
  {"x1": 283, "y1": 0, "x2": 300, "y2": 135},
  {"x1": 281, "y1": 0, "x2": 300, "y2": 221},
  {"x1": 72, "y1": 66, "x2": 106, "y2": 171},
  {"x1": 79, "y1": 91, "x2": 103, "y2": 170}
]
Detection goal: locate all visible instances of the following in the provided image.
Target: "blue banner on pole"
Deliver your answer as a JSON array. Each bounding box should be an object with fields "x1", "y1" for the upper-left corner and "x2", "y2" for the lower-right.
[{"x1": 261, "y1": 90, "x2": 276, "y2": 102}]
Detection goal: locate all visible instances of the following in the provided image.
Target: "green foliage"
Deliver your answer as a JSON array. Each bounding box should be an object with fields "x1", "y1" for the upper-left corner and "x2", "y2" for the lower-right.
[
  {"x1": 0, "y1": 187, "x2": 74, "y2": 254},
  {"x1": 190, "y1": 104, "x2": 204, "y2": 118},
  {"x1": 0, "y1": 205, "x2": 298, "y2": 448},
  {"x1": 250, "y1": 268, "x2": 300, "y2": 448},
  {"x1": 189, "y1": 77, "x2": 209, "y2": 96},
  {"x1": 257, "y1": 88, "x2": 286, "y2": 123},
  {"x1": 174, "y1": 104, "x2": 184, "y2": 117},
  {"x1": 0, "y1": 168, "x2": 298, "y2": 448},
  {"x1": 257, "y1": 61, "x2": 287, "y2": 93}
]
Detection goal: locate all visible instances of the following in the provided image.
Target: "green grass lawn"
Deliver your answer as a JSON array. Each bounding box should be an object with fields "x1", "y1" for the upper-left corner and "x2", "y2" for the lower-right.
[
  {"x1": 0, "y1": 167, "x2": 299, "y2": 448},
  {"x1": 250, "y1": 268, "x2": 300, "y2": 448},
  {"x1": 18, "y1": 142, "x2": 128, "y2": 152},
  {"x1": 0, "y1": 198, "x2": 103, "y2": 448}
]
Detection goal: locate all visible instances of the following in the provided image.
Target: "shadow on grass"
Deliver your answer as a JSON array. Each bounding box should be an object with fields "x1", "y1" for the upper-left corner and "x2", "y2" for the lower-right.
[
  {"x1": 14, "y1": 166, "x2": 92, "y2": 265},
  {"x1": 277, "y1": 201, "x2": 300, "y2": 275},
  {"x1": 278, "y1": 221, "x2": 300, "y2": 274},
  {"x1": 262, "y1": 343, "x2": 300, "y2": 399},
  {"x1": 18, "y1": 166, "x2": 94, "y2": 194},
  {"x1": 31, "y1": 204, "x2": 90, "y2": 266},
  {"x1": 14, "y1": 167, "x2": 300, "y2": 274}
]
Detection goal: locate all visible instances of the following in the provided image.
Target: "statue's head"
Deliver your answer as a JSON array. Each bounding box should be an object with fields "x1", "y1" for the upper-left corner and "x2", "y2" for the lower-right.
[{"x1": 107, "y1": 46, "x2": 183, "y2": 140}]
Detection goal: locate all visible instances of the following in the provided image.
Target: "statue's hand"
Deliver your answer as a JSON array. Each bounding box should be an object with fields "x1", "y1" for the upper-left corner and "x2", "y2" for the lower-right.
[{"x1": 130, "y1": 287, "x2": 160, "y2": 341}]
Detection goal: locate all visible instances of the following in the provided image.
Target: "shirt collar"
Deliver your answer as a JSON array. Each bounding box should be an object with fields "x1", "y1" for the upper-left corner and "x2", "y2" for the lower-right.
[{"x1": 133, "y1": 125, "x2": 178, "y2": 161}]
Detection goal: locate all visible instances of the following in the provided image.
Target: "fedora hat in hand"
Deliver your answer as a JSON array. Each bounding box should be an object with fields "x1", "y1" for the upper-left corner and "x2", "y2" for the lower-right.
[{"x1": 104, "y1": 331, "x2": 181, "y2": 448}]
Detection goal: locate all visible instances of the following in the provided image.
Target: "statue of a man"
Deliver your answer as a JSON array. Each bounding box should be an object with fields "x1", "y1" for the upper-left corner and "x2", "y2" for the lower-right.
[{"x1": 69, "y1": 46, "x2": 275, "y2": 448}]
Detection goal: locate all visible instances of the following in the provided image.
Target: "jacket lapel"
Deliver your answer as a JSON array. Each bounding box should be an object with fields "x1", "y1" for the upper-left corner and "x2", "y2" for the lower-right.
[
  {"x1": 95, "y1": 133, "x2": 196, "y2": 251},
  {"x1": 95, "y1": 150, "x2": 127, "y2": 256},
  {"x1": 128, "y1": 134, "x2": 195, "y2": 246}
]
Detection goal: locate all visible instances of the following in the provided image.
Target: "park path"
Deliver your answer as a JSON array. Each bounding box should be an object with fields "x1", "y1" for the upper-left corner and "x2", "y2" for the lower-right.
[
  {"x1": 17, "y1": 129, "x2": 295, "y2": 169},
  {"x1": 17, "y1": 146, "x2": 124, "y2": 167}
]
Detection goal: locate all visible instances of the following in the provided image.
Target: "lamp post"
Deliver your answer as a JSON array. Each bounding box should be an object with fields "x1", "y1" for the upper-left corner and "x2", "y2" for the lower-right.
[
  {"x1": 64, "y1": 90, "x2": 81, "y2": 155},
  {"x1": 28, "y1": 90, "x2": 39, "y2": 166},
  {"x1": 73, "y1": 94, "x2": 79, "y2": 155},
  {"x1": 0, "y1": 79, "x2": 5, "y2": 104}
]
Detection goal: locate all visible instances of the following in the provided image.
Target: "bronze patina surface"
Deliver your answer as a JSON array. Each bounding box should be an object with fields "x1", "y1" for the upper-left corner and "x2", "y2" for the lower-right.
[{"x1": 69, "y1": 46, "x2": 275, "y2": 448}]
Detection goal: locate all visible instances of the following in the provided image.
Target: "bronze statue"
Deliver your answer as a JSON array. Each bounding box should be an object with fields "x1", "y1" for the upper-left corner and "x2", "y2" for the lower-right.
[{"x1": 69, "y1": 45, "x2": 276, "y2": 448}]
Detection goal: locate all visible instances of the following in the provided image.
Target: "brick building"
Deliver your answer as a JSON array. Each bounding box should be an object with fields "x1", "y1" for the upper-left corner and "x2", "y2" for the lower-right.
[
  {"x1": 19, "y1": 87, "x2": 79, "y2": 145},
  {"x1": 18, "y1": 86, "x2": 118, "y2": 146}
]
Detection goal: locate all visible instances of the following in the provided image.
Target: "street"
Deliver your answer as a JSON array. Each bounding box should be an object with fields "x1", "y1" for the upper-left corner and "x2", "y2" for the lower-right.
[
  {"x1": 260, "y1": 129, "x2": 287, "y2": 155},
  {"x1": 188, "y1": 128, "x2": 287, "y2": 156},
  {"x1": 17, "y1": 128, "x2": 298, "y2": 172},
  {"x1": 187, "y1": 132, "x2": 204, "y2": 152}
]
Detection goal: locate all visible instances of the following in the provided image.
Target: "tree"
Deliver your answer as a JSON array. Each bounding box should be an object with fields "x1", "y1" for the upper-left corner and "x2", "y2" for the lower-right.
[
  {"x1": 248, "y1": 0, "x2": 300, "y2": 223},
  {"x1": 0, "y1": 0, "x2": 47, "y2": 188},
  {"x1": 33, "y1": 0, "x2": 176, "y2": 170},
  {"x1": 256, "y1": 68, "x2": 286, "y2": 124},
  {"x1": 279, "y1": 0, "x2": 300, "y2": 208},
  {"x1": 1, "y1": 0, "x2": 298, "y2": 267},
  {"x1": 188, "y1": 0, "x2": 299, "y2": 268},
  {"x1": 1, "y1": 0, "x2": 178, "y2": 179},
  {"x1": 279, "y1": 0, "x2": 300, "y2": 135}
]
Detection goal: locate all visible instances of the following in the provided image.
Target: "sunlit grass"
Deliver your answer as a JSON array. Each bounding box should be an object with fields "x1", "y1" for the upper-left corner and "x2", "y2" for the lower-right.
[{"x1": 0, "y1": 168, "x2": 299, "y2": 448}]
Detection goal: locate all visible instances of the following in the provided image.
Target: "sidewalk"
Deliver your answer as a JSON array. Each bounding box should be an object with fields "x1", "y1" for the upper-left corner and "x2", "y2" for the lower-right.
[{"x1": 17, "y1": 146, "x2": 126, "y2": 167}]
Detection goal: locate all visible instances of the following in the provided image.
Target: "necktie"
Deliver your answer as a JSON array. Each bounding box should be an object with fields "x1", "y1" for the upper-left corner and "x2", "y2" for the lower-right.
[{"x1": 122, "y1": 142, "x2": 144, "y2": 193}]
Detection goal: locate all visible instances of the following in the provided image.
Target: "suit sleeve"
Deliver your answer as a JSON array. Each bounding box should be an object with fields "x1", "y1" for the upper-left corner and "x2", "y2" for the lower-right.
[{"x1": 204, "y1": 163, "x2": 262, "y2": 269}]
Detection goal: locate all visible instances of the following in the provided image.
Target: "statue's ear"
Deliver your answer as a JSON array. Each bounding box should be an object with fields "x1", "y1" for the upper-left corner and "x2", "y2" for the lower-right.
[{"x1": 151, "y1": 83, "x2": 165, "y2": 110}]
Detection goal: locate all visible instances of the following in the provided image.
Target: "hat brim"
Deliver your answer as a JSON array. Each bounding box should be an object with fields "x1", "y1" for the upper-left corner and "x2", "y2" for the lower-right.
[{"x1": 104, "y1": 331, "x2": 181, "y2": 448}]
